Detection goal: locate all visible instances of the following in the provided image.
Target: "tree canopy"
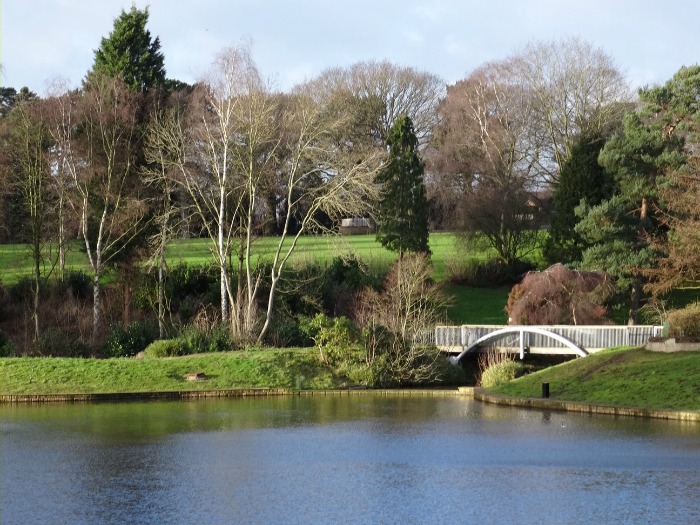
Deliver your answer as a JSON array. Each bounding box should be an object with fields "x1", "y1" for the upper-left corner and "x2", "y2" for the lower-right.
[
  {"x1": 87, "y1": 6, "x2": 166, "y2": 92},
  {"x1": 376, "y1": 114, "x2": 430, "y2": 257}
]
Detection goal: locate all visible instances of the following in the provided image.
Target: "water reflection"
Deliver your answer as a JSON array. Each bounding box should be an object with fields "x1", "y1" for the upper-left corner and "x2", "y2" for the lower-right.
[{"x1": 2, "y1": 396, "x2": 699, "y2": 524}]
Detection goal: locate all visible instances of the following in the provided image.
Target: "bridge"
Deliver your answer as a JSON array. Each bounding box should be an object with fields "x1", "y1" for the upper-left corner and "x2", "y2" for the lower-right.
[{"x1": 434, "y1": 324, "x2": 663, "y2": 364}]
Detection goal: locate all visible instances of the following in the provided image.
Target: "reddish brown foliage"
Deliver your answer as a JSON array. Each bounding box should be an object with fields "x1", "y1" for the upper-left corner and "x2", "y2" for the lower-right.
[{"x1": 506, "y1": 264, "x2": 614, "y2": 325}]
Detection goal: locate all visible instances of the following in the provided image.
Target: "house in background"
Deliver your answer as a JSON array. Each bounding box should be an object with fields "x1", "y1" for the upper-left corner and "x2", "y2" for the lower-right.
[{"x1": 339, "y1": 217, "x2": 372, "y2": 235}]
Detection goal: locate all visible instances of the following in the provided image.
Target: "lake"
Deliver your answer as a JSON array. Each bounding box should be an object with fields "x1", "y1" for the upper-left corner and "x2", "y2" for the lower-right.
[{"x1": 2, "y1": 394, "x2": 699, "y2": 524}]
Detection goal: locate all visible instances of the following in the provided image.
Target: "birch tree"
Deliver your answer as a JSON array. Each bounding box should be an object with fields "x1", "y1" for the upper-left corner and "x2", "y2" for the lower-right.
[
  {"x1": 145, "y1": 45, "x2": 385, "y2": 343},
  {"x1": 72, "y1": 73, "x2": 149, "y2": 339}
]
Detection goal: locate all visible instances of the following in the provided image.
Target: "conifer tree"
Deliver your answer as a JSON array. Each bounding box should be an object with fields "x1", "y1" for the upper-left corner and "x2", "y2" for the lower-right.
[
  {"x1": 87, "y1": 6, "x2": 165, "y2": 92},
  {"x1": 376, "y1": 114, "x2": 430, "y2": 257}
]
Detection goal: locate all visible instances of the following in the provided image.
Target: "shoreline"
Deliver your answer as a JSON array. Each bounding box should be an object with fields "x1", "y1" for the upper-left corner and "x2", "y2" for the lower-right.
[{"x1": 2, "y1": 386, "x2": 698, "y2": 423}]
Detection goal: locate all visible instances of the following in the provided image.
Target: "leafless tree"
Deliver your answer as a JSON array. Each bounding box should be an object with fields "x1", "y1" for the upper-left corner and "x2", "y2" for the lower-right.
[
  {"x1": 43, "y1": 79, "x2": 81, "y2": 281},
  {"x1": 355, "y1": 254, "x2": 450, "y2": 385},
  {"x1": 145, "y1": 45, "x2": 385, "y2": 343},
  {"x1": 299, "y1": 60, "x2": 445, "y2": 145},
  {"x1": 67, "y1": 73, "x2": 149, "y2": 340},
  {"x1": 645, "y1": 156, "x2": 700, "y2": 296},
  {"x1": 428, "y1": 62, "x2": 541, "y2": 263},
  {"x1": 511, "y1": 37, "x2": 631, "y2": 184}
]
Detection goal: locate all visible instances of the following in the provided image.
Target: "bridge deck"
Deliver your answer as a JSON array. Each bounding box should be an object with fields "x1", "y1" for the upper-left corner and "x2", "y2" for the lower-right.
[{"x1": 436, "y1": 324, "x2": 662, "y2": 359}]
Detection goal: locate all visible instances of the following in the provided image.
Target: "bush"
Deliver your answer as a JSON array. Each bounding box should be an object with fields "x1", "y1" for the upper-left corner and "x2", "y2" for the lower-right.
[
  {"x1": 447, "y1": 258, "x2": 535, "y2": 287},
  {"x1": 306, "y1": 313, "x2": 359, "y2": 365},
  {"x1": 0, "y1": 330, "x2": 15, "y2": 357},
  {"x1": 64, "y1": 270, "x2": 92, "y2": 300},
  {"x1": 175, "y1": 324, "x2": 235, "y2": 354},
  {"x1": 32, "y1": 328, "x2": 89, "y2": 357},
  {"x1": 102, "y1": 321, "x2": 157, "y2": 358},
  {"x1": 506, "y1": 263, "x2": 614, "y2": 325},
  {"x1": 667, "y1": 302, "x2": 700, "y2": 340},
  {"x1": 142, "y1": 339, "x2": 186, "y2": 358},
  {"x1": 480, "y1": 359, "x2": 525, "y2": 388}
]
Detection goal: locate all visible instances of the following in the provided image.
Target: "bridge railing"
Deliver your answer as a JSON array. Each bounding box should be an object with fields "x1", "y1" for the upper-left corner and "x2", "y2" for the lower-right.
[{"x1": 435, "y1": 324, "x2": 663, "y2": 354}]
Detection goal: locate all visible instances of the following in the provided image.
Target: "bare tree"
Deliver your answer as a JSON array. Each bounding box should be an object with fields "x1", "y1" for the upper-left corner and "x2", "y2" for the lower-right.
[
  {"x1": 512, "y1": 37, "x2": 631, "y2": 184},
  {"x1": 428, "y1": 62, "x2": 541, "y2": 264},
  {"x1": 43, "y1": 79, "x2": 81, "y2": 281},
  {"x1": 355, "y1": 254, "x2": 450, "y2": 386},
  {"x1": 67, "y1": 73, "x2": 149, "y2": 340},
  {"x1": 300, "y1": 60, "x2": 445, "y2": 145},
  {"x1": 145, "y1": 45, "x2": 385, "y2": 343},
  {"x1": 645, "y1": 155, "x2": 700, "y2": 296},
  {"x1": 4, "y1": 96, "x2": 53, "y2": 340}
]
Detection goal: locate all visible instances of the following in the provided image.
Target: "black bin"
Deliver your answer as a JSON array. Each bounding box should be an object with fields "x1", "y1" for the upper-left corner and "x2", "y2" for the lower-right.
[{"x1": 542, "y1": 382, "x2": 550, "y2": 398}]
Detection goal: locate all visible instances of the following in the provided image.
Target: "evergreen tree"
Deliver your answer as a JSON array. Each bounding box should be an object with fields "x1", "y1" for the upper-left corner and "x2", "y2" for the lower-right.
[
  {"x1": 576, "y1": 65, "x2": 698, "y2": 323},
  {"x1": 376, "y1": 114, "x2": 430, "y2": 257},
  {"x1": 544, "y1": 133, "x2": 616, "y2": 264},
  {"x1": 87, "y1": 6, "x2": 165, "y2": 92}
]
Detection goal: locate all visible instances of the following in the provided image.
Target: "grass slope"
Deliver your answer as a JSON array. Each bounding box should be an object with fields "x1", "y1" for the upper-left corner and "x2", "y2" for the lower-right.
[
  {"x1": 0, "y1": 348, "x2": 348, "y2": 395},
  {"x1": 490, "y1": 347, "x2": 700, "y2": 410}
]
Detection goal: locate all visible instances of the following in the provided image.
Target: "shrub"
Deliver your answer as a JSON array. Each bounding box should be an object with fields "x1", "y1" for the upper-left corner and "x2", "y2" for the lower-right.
[
  {"x1": 506, "y1": 263, "x2": 614, "y2": 325},
  {"x1": 306, "y1": 313, "x2": 359, "y2": 365},
  {"x1": 142, "y1": 339, "x2": 186, "y2": 358},
  {"x1": 667, "y1": 302, "x2": 700, "y2": 340},
  {"x1": 446, "y1": 258, "x2": 535, "y2": 287},
  {"x1": 32, "y1": 328, "x2": 89, "y2": 357},
  {"x1": 0, "y1": 330, "x2": 15, "y2": 357},
  {"x1": 102, "y1": 321, "x2": 157, "y2": 358},
  {"x1": 175, "y1": 324, "x2": 235, "y2": 354},
  {"x1": 480, "y1": 359, "x2": 525, "y2": 388},
  {"x1": 64, "y1": 270, "x2": 92, "y2": 300}
]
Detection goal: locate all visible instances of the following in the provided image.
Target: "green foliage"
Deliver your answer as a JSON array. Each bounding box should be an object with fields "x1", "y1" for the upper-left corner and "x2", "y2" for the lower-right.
[
  {"x1": 32, "y1": 327, "x2": 90, "y2": 357},
  {"x1": 446, "y1": 258, "x2": 535, "y2": 287},
  {"x1": 376, "y1": 115, "x2": 430, "y2": 256},
  {"x1": 102, "y1": 321, "x2": 157, "y2": 358},
  {"x1": 87, "y1": 6, "x2": 165, "y2": 92},
  {"x1": 176, "y1": 324, "x2": 234, "y2": 354},
  {"x1": 142, "y1": 339, "x2": 185, "y2": 358},
  {"x1": 545, "y1": 133, "x2": 616, "y2": 265},
  {"x1": 0, "y1": 330, "x2": 15, "y2": 357},
  {"x1": 667, "y1": 302, "x2": 700, "y2": 339},
  {"x1": 480, "y1": 359, "x2": 525, "y2": 388},
  {"x1": 306, "y1": 313, "x2": 359, "y2": 365}
]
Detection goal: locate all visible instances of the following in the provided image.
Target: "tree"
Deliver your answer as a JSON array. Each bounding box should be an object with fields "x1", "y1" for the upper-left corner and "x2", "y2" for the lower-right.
[
  {"x1": 512, "y1": 37, "x2": 631, "y2": 184},
  {"x1": 300, "y1": 60, "x2": 444, "y2": 145},
  {"x1": 4, "y1": 96, "x2": 54, "y2": 340},
  {"x1": 644, "y1": 154, "x2": 700, "y2": 295},
  {"x1": 543, "y1": 132, "x2": 616, "y2": 264},
  {"x1": 145, "y1": 45, "x2": 384, "y2": 343},
  {"x1": 577, "y1": 65, "x2": 699, "y2": 323},
  {"x1": 87, "y1": 5, "x2": 166, "y2": 93},
  {"x1": 428, "y1": 63, "x2": 541, "y2": 264},
  {"x1": 355, "y1": 254, "x2": 449, "y2": 386},
  {"x1": 376, "y1": 114, "x2": 430, "y2": 257},
  {"x1": 506, "y1": 264, "x2": 614, "y2": 325},
  {"x1": 68, "y1": 73, "x2": 149, "y2": 339}
]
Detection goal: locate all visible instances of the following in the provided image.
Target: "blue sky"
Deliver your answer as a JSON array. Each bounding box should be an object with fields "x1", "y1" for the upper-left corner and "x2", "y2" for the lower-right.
[{"x1": 2, "y1": 0, "x2": 698, "y2": 94}]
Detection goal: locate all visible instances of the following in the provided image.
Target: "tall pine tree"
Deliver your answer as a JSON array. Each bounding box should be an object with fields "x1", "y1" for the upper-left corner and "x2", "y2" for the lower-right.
[
  {"x1": 87, "y1": 6, "x2": 166, "y2": 92},
  {"x1": 376, "y1": 114, "x2": 430, "y2": 257}
]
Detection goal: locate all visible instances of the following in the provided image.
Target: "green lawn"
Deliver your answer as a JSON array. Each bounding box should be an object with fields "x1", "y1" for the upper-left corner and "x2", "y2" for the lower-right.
[
  {"x1": 490, "y1": 346, "x2": 700, "y2": 410},
  {"x1": 0, "y1": 348, "x2": 347, "y2": 394},
  {"x1": 1, "y1": 233, "x2": 463, "y2": 282}
]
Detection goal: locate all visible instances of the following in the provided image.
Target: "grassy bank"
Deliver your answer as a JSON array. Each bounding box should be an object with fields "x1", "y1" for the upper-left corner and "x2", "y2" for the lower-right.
[
  {"x1": 0, "y1": 349, "x2": 351, "y2": 395},
  {"x1": 490, "y1": 347, "x2": 700, "y2": 411}
]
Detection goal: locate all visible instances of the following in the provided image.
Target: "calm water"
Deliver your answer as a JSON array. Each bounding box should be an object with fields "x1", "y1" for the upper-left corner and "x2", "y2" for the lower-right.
[{"x1": 2, "y1": 395, "x2": 699, "y2": 525}]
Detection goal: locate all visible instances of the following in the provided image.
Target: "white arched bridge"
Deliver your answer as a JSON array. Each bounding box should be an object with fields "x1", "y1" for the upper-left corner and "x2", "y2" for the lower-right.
[{"x1": 434, "y1": 324, "x2": 663, "y2": 365}]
